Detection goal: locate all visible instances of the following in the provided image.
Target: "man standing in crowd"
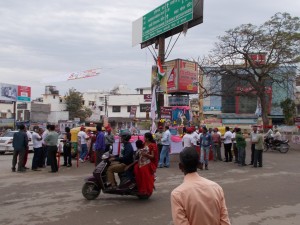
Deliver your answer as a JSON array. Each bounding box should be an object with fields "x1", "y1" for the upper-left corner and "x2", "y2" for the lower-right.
[
  {"x1": 235, "y1": 128, "x2": 247, "y2": 166},
  {"x1": 158, "y1": 125, "x2": 171, "y2": 168},
  {"x1": 105, "y1": 127, "x2": 115, "y2": 153},
  {"x1": 94, "y1": 125, "x2": 105, "y2": 165},
  {"x1": 31, "y1": 126, "x2": 43, "y2": 171},
  {"x1": 155, "y1": 126, "x2": 164, "y2": 160},
  {"x1": 41, "y1": 124, "x2": 51, "y2": 167},
  {"x1": 22, "y1": 126, "x2": 32, "y2": 170},
  {"x1": 252, "y1": 129, "x2": 264, "y2": 168},
  {"x1": 198, "y1": 127, "x2": 212, "y2": 170},
  {"x1": 44, "y1": 125, "x2": 59, "y2": 173},
  {"x1": 12, "y1": 124, "x2": 28, "y2": 172},
  {"x1": 77, "y1": 126, "x2": 90, "y2": 162},
  {"x1": 171, "y1": 147, "x2": 231, "y2": 225},
  {"x1": 212, "y1": 128, "x2": 222, "y2": 161},
  {"x1": 182, "y1": 128, "x2": 194, "y2": 148},
  {"x1": 249, "y1": 126, "x2": 258, "y2": 165},
  {"x1": 223, "y1": 127, "x2": 233, "y2": 162}
]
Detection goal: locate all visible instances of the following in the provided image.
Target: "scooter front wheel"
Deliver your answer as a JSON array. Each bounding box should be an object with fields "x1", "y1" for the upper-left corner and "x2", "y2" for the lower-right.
[{"x1": 82, "y1": 182, "x2": 100, "y2": 200}]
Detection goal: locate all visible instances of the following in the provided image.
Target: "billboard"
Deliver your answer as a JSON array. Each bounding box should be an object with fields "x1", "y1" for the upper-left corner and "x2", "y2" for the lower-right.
[
  {"x1": 0, "y1": 83, "x2": 31, "y2": 103},
  {"x1": 0, "y1": 83, "x2": 17, "y2": 102},
  {"x1": 132, "y1": 0, "x2": 204, "y2": 48},
  {"x1": 166, "y1": 59, "x2": 198, "y2": 94}
]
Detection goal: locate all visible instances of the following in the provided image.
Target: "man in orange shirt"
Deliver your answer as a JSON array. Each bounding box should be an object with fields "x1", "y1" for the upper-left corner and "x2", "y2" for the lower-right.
[{"x1": 171, "y1": 147, "x2": 231, "y2": 225}]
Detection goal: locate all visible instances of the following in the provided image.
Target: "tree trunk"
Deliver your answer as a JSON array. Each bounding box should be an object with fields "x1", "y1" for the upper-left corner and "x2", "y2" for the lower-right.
[{"x1": 259, "y1": 93, "x2": 270, "y2": 131}]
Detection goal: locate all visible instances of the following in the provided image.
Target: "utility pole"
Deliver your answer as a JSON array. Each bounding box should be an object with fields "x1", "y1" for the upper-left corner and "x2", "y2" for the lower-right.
[{"x1": 157, "y1": 35, "x2": 165, "y2": 119}]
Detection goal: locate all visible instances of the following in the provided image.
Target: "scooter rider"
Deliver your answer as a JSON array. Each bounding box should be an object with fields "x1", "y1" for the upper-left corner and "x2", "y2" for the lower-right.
[{"x1": 106, "y1": 133, "x2": 134, "y2": 189}]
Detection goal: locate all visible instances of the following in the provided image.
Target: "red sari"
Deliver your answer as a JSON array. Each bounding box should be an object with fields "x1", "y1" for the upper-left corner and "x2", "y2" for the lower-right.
[{"x1": 134, "y1": 142, "x2": 158, "y2": 196}]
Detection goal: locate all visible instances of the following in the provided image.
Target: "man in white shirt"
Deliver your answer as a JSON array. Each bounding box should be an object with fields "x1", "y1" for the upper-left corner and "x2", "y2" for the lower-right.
[
  {"x1": 182, "y1": 128, "x2": 194, "y2": 148},
  {"x1": 41, "y1": 124, "x2": 50, "y2": 167},
  {"x1": 223, "y1": 127, "x2": 233, "y2": 162},
  {"x1": 31, "y1": 126, "x2": 43, "y2": 171},
  {"x1": 78, "y1": 126, "x2": 90, "y2": 162}
]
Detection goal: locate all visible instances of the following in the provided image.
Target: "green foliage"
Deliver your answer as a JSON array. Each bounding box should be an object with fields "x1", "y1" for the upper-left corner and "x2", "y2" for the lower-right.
[
  {"x1": 65, "y1": 88, "x2": 91, "y2": 121},
  {"x1": 280, "y1": 98, "x2": 296, "y2": 125}
]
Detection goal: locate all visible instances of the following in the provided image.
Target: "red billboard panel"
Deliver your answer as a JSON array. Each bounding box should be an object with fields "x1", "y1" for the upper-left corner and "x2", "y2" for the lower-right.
[{"x1": 166, "y1": 59, "x2": 198, "y2": 94}]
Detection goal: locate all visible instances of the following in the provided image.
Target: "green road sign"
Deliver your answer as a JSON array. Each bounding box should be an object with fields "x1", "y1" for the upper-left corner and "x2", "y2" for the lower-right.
[{"x1": 142, "y1": 0, "x2": 193, "y2": 42}]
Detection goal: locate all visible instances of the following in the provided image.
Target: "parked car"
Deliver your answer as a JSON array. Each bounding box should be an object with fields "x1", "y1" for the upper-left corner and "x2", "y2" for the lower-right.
[
  {"x1": 0, "y1": 131, "x2": 33, "y2": 155},
  {"x1": 0, "y1": 130, "x2": 64, "y2": 155}
]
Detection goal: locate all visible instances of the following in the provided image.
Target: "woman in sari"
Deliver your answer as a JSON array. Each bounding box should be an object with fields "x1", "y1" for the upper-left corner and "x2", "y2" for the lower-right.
[{"x1": 134, "y1": 132, "x2": 159, "y2": 196}]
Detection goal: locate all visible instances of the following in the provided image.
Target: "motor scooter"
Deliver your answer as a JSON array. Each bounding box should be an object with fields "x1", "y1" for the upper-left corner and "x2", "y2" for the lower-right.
[
  {"x1": 82, "y1": 152, "x2": 153, "y2": 200},
  {"x1": 264, "y1": 137, "x2": 289, "y2": 153}
]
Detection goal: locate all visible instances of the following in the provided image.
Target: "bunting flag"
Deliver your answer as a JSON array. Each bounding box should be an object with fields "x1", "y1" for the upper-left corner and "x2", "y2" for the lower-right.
[
  {"x1": 41, "y1": 68, "x2": 100, "y2": 83},
  {"x1": 150, "y1": 85, "x2": 157, "y2": 121},
  {"x1": 157, "y1": 57, "x2": 165, "y2": 81},
  {"x1": 67, "y1": 68, "x2": 100, "y2": 80}
]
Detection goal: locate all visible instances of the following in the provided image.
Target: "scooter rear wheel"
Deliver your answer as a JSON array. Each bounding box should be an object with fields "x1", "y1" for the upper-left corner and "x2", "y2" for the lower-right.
[
  {"x1": 279, "y1": 143, "x2": 289, "y2": 153},
  {"x1": 263, "y1": 143, "x2": 269, "y2": 152},
  {"x1": 82, "y1": 182, "x2": 100, "y2": 200}
]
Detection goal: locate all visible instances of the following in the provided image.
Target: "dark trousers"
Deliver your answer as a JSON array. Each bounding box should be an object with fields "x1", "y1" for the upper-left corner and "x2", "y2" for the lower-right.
[
  {"x1": 105, "y1": 144, "x2": 112, "y2": 153},
  {"x1": 40, "y1": 145, "x2": 48, "y2": 167},
  {"x1": 96, "y1": 150, "x2": 105, "y2": 166},
  {"x1": 12, "y1": 150, "x2": 25, "y2": 171},
  {"x1": 157, "y1": 144, "x2": 163, "y2": 161},
  {"x1": 224, "y1": 143, "x2": 232, "y2": 161},
  {"x1": 233, "y1": 143, "x2": 238, "y2": 162},
  {"x1": 63, "y1": 145, "x2": 72, "y2": 166},
  {"x1": 32, "y1": 147, "x2": 43, "y2": 169},
  {"x1": 250, "y1": 144, "x2": 255, "y2": 164},
  {"x1": 253, "y1": 149, "x2": 263, "y2": 167},
  {"x1": 22, "y1": 146, "x2": 29, "y2": 167},
  {"x1": 47, "y1": 146, "x2": 58, "y2": 172}
]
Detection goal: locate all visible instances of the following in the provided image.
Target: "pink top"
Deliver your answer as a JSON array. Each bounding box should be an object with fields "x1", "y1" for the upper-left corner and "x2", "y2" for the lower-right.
[{"x1": 171, "y1": 172, "x2": 231, "y2": 225}]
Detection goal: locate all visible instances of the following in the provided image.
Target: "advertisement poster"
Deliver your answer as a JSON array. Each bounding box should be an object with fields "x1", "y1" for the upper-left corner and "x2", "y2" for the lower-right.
[
  {"x1": 0, "y1": 83, "x2": 17, "y2": 102},
  {"x1": 17, "y1": 86, "x2": 31, "y2": 102},
  {"x1": 166, "y1": 59, "x2": 198, "y2": 94},
  {"x1": 129, "y1": 106, "x2": 137, "y2": 118},
  {"x1": 160, "y1": 107, "x2": 172, "y2": 119}
]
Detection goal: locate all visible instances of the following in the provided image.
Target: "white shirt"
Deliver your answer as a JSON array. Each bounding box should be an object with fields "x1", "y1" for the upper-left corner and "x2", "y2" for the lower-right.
[
  {"x1": 223, "y1": 131, "x2": 233, "y2": 144},
  {"x1": 191, "y1": 131, "x2": 199, "y2": 145},
  {"x1": 32, "y1": 132, "x2": 42, "y2": 148},
  {"x1": 26, "y1": 131, "x2": 32, "y2": 141},
  {"x1": 182, "y1": 134, "x2": 194, "y2": 148},
  {"x1": 232, "y1": 132, "x2": 236, "y2": 144},
  {"x1": 42, "y1": 130, "x2": 49, "y2": 145},
  {"x1": 78, "y1": 131, "x2": 88, "y2": 144}
]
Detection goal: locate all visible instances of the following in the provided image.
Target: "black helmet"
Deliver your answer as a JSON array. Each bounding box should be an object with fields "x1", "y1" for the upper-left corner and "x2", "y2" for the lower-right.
[{"x1": 121, "y1": 133, "x2": 131, "y2": 142}]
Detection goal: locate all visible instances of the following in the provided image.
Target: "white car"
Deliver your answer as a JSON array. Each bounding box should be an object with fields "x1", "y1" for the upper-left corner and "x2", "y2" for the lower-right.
[{"x1": 0, "y1": 131, "x2": 33, "y2": 155}]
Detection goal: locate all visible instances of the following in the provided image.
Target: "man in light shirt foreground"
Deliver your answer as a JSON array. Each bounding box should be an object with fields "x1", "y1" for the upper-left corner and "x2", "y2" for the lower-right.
[{"x1": 171, "y1": 147, "x2": 231, "y2": 225}]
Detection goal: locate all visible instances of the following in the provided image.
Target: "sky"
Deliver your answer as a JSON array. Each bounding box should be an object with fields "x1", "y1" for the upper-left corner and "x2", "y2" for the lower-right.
[{"x1": 0, "y1": 0, "x2": 300, "y2": 99}]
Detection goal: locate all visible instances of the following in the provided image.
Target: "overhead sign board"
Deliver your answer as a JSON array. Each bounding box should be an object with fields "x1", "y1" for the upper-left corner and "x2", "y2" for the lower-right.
[
  {"x1": 132, "y1": 0, "x2": 203, "y2": 48},
  {"x1": 0, "y1": 83, "x2": 31, "y2": 103},
  {"x1": 142, "y1": 0, "x2": 193, "y2": 42}
]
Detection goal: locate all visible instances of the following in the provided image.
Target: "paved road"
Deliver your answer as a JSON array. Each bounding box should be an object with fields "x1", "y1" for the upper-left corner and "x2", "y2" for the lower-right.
[{"x1": 0, "y1": 144, "x2": 299, "y2": 225}]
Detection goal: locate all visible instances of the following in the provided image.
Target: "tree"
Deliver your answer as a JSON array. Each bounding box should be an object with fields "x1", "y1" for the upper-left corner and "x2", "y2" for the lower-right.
[
  {"x1": 198, "y1": 12, "x2": 300, "y2": 128},
  {"x1": 65, "y1": 88, "x2": 92, "y2": 121},
  {"x1": 280, "y1": 98, "x2": 296, "y2": 125}
]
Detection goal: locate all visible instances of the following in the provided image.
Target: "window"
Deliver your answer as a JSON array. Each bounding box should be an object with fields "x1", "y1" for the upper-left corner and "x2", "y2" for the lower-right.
[
  {"x1": 82, "y1": 100, "x2": 85, "y2": 105},
  {"x1": 112, "y1": 106, "x2": 121, "y2": 112},
  {"x1": 98, "y1": 106, "x2": 103, "y2": 111},
  {"x1": 89, "y1": 101, "x2": 95, "y2": 106},
  {"x1": 99, "y1": 97, "x2": 104, "y2": 101},
  {"x1": 127, "y1": 106, "x2": 131, "y2": 112}
]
